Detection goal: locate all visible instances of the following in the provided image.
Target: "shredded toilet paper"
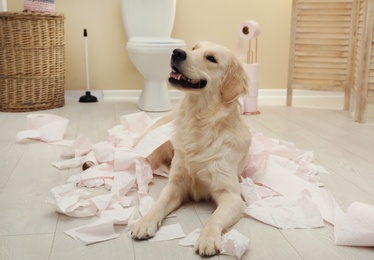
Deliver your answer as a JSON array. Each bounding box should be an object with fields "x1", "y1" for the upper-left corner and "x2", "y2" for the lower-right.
[
  {"x1": 14, "y1": 111, "x2": 374, "y2": 257},
  {"x1": 245, "y1": 189, "x2": 324, "y2": 229},
  {"x1": 334, "y1": 202, "x2": 374, "y2": 246},
  {"x1": 148, "y1": 223, "x2": 186, "y2": 242},
  {"x1": 65, "y1": 220, "x2": 120, "y2": 245}
]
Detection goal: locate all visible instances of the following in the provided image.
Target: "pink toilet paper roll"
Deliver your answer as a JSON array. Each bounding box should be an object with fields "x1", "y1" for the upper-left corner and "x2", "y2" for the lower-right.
[
  {"x1": 237, "y1": 20, "x2": 261, "y2": 62},
  {"x1": 238, "y1": 20, "x2": 261, "y2": 40},
  {"x1": 242, "y1": 63, "x2": 260, "y2": 114},
  {"x1": 16, "y1": 114, "x2": 69, "y2": 143}
]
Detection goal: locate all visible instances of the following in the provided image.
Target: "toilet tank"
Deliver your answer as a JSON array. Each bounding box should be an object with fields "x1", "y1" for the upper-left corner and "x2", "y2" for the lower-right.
[{"x1": 121, "y1": 0, "x2": 177, "y2": 39}]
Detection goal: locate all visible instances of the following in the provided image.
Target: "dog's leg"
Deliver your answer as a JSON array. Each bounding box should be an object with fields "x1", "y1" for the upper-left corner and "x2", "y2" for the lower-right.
[
  {"x1": 195, "y1": 191, "x2": 244, "y2": 256},
  {"x1": 146, "y1": 141, "x2": 174, "y2": 171},
  {"x1": 131, "y1": 179, "x2": 187, "y2": 239}
]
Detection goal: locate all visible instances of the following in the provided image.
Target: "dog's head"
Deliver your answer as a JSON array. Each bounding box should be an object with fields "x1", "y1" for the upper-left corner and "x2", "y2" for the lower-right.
[{"x1": 168, "y1": 41, "x2": 248, "y2": 103}]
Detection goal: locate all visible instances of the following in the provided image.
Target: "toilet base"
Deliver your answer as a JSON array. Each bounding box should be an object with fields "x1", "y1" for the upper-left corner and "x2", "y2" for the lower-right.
[{"x1": 138, "y1": 79, "x2": 172, "y2": 112}]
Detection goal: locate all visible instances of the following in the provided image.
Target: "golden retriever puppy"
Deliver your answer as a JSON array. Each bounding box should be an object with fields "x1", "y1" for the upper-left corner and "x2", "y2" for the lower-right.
[{"x1": 131, "y1": 41, "x2": 251, "y2": 256}]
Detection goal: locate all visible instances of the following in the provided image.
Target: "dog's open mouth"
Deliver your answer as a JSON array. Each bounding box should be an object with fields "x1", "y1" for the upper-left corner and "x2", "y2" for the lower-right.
[{"x1": 168, "y1": 67, "x2": 207, "y2": 89}]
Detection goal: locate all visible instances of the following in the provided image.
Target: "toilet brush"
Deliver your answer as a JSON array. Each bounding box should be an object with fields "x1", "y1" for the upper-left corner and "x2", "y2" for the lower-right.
[{"x1": 79, "y1": 29, "x2": 98, "y2": 103}]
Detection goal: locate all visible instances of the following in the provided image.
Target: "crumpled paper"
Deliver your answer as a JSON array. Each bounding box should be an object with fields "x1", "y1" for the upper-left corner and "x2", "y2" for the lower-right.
[
  {"x1": 246, "y1": 153, "x2": 340, "y2": 225},
  {"x1": 334, "y1": 202, "x2": 374, "y2": 246},
  {"x1": 65, "y1": 207, "x2": 135, "y2": 245},
  {"x1": 133, "y1": 121, "x2": 175, "y2": 158},
  {"x1": 148, "y1": 223, "x2": 186, "y2": 242},
  {"x1": 240, "y1": 129, "x2": 374, "y2": 247},
  {"x1": 16, "y1": 114, "x2": 69, "y2": 143},
  {"x1": 46, "y1": 183, "x2": 133, "y2": 218},
  {"x1": 65, "y1": 220, "x2": 120, "y2": 245},
  {"x1": 16, "y1": 111, "x2": 374, "y2": 250},
  {"x1": 45, "y1": 112, "x2": 167, "y2": 244},
  {"x1": 245, "y1": 189, "x2": 324, "y2": 229},
  {"x1": 221, "y1": 229, "x2": 250, "y2": 259},
  {"x1": 61, "y1": 135, "x2": 92, "y2": 158},
  {"x1": 179, "y1": 228, "x2": 250, "y2": 259}
]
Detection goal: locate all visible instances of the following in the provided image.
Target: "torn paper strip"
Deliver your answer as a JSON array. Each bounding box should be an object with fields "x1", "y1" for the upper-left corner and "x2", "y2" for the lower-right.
[
  {"x1": 242, "y1": 128, "x2": 322, "y2": 187},
  {"x1": 65, "y1": 207, "x2": 137, "y2": 245},
  {"x1": 45, "y1": 183, "x2": 95, "y2": 217},
  {"x1": 251, "y1": 154, "x2": 339, "y2": 224},
  {"x1": 61, "y1": 135, "x2": 92, "y2": 158},
  {"x1": 148, "y1": 223, "x2": 186, "y2": 242},
  {"x1": 52, "y1": 156, "x2": 87, "y2": 170},
  {"x1": 178, "y1": 228, "x2": 201, "y2": 247},
  {"x1": 52, "y1": 151, "x2": 98, "y2": 170},
  {"x1": 138, "y1": 194, "x2": 155, "y2": 217},
  {"x1": 120, "y1": 111, "x2": 153, "y2": 138},
  {"x1": 46, "y1": 184, "x2": 133, "y2": 218},
  {"x1": 334, "y1": 202, "x2": 374, "y2": 247},
  {"x1": 245, "y1": 190, "x2": 324, "y2": 229},
  {"x1": 240, "y1": 177, "x2": 277, "y2": 206},
  {"x1": 98, "y1": 207, "x2": 135, "y2": 225},
  {"x1": 65, "y1": 220, "x2": 120, "y2": 245},
  {"x1": 133, "y1": 121, "x2": 175, "y2": 158}
]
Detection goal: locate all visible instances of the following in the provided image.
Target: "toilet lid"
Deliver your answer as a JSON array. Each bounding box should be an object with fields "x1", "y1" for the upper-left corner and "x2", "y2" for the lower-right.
[{"x1": 128, "y1": 37, "x2": 185, "y2": 47}]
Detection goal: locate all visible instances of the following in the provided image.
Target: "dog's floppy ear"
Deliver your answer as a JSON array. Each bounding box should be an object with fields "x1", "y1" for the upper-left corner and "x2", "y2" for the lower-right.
[{"x1": 220, "y1": 56, "x2": 249, "y2": 104}]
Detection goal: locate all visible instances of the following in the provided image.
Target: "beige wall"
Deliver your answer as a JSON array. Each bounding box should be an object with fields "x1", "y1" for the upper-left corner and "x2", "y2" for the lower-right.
[{"x1": 8, "y1": 0, "x2": 292, "y2": 90}]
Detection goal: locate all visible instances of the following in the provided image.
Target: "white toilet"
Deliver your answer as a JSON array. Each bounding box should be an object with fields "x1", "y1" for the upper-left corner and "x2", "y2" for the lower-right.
[{"x1": 120, "y1": 0, "x2": 185, "y2": 112}]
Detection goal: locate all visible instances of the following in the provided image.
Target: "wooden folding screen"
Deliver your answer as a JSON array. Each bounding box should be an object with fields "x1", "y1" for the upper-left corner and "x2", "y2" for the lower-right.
[
  {"x1": 352, "y1": 0, "x2": 374, "y2": 123},
  {"x1": 287, "y1": 0, "x2": 358, "y2": 110}
]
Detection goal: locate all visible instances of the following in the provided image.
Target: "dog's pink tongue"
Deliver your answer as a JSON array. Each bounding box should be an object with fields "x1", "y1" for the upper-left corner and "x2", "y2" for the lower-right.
[{"x1": 170, "y1": 71, "x2": 182, "y2": 79}]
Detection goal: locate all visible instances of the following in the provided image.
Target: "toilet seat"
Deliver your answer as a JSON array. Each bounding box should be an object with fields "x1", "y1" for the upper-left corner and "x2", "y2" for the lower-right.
[{"x1": 127, "y1": 37, "x2": 185, "y2": 48}]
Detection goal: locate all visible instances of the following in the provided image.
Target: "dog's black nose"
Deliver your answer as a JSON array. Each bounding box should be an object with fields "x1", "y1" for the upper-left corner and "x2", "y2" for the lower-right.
[{"x1": 172, "y1": 49, "x2": 187, "y2": 61}]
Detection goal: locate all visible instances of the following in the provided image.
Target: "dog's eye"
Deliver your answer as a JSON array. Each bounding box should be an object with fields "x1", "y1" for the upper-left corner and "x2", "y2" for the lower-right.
[{"x1": 206, "y1": 56, "x2": 217, "y2": 63}]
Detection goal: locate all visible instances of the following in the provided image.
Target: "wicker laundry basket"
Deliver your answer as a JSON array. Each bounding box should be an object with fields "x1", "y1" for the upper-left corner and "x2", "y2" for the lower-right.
[{"x1": 0, "y1": 12, "x2": 65, "y2": 112}]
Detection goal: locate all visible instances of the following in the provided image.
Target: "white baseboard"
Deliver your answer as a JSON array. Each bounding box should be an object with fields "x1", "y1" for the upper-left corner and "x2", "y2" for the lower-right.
[
  {"x1": 65, "y1": 89, "x2": 344, "y2": 101},
  {"x1": 65, "y1": 89, "x2": 183, "y2": 100},
  {"x1": 64, "y1": 90, "x2": 104, "y2": 100},
  {"x1": 256, "y1": 89, "x2": 344, "y2": 98}
]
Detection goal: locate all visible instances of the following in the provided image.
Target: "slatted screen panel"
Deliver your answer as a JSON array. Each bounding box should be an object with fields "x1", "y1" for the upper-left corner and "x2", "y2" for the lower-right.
[
  {"x1": 369, "y1": 22, "x2": 374, "y2": 99},
  {"x1": 353, "y1": 0, "x2": 374, "y2": 122},
  {"x1": 287, "y1": 0, "x2": 358, "y2": 108},
  {"x1": 353, "y1": 0, "x2": 365, "y2": 99}
]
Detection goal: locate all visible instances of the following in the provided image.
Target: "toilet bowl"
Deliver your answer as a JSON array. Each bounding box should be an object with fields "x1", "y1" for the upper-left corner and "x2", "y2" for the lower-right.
[
  {"x1": 127, "y1": 37, "x2": 185, "y2": 112},
  {"x1": 121, "y1": 0, "x2": 185, "y2": 112}
]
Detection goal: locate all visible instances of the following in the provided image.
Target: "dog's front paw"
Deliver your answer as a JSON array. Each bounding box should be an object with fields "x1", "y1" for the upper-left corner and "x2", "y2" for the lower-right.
[
  {"x1": 131, "y1": 216, "x2": 160, "y2": 240},
  {"x1": 195, "y1": 228, "x2": 222, "y2": 257}
]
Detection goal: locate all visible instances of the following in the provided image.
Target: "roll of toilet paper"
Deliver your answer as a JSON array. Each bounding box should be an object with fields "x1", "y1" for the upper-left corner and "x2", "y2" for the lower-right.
[
  {"x1": 244, "y1": 63, "x2": 259, "y2": 97},
  {"x1": 16, "y1": 114, "x2": 69, "y2": 143},
  {"x1": 237, "y1": 20, "x2": 261, "y2": 62},
  {"x1": 0, "y1": 0, "x2": 7, "y2": 12},
  {"x1": 243, "y1": 96, "x2": 258, "y2": 114},
  {"x1": 238, "y1": 20, "x2": 261, "y2": 40},
  {"x1": 242, "y1": 63, "x2": 260, "y2": 114}
]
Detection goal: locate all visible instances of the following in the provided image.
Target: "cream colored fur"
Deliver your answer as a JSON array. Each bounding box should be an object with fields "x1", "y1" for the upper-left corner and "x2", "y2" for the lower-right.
[{"x1": 131, "y1": 42, "x2": 251, "y2": 257}]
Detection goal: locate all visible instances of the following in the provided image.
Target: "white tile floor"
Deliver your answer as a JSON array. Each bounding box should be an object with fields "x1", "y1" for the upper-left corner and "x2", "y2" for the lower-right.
[{"x1": 0, "y1": 94, "x2": 373, "y2": 260}]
